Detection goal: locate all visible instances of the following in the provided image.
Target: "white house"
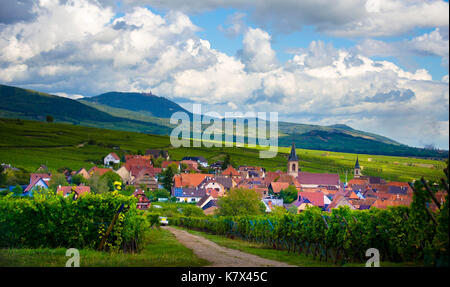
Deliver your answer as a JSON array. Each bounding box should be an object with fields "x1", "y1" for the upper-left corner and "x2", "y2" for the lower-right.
[{"x1": 104, "y1": 152, "x2": 120, "y2": 166}]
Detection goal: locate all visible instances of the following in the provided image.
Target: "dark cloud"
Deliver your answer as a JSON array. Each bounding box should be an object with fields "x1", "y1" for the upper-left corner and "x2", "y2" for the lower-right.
[
  {"x1": 365, "y1": 89, "x2": 415, "y2": 103},
  {"x1": 0, "y1": 0, "x2": 37, "y2": 24}
]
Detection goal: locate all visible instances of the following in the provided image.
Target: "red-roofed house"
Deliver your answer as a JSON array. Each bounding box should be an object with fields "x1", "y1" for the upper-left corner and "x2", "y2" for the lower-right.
[
  {"x1": 297, "y1": 172, "x2": 340, "y2": 188},
  {"x1": 57, "y1": 185, "x2": 90, "y2": 198},
  {"x1": 104, "y1": 152, "x2": 120, "y2": 166},
  {"x1": 269, "y1": 182, "x2": 290, "y2": 194},
  {"x1": 221, "y1": 166, "x2": 241, "y2": 179},
  {"x1": 88, "y1": 167, "x2": 112, "y2": 177}
]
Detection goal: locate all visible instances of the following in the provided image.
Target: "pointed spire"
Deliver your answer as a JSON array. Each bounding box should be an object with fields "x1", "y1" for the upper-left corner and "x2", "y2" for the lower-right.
[
  {"x1": 288, "y1": 142, "x2": 298, "y2": 161},
  {"x1": 355, "y1": 155, "x2": 360, "y2": 169}
]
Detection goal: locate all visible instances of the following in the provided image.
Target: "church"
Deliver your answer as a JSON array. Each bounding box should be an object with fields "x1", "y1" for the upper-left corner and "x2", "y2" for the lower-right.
[{"x1": 286, "y1": 143, "x2": 341, "y2": 189}]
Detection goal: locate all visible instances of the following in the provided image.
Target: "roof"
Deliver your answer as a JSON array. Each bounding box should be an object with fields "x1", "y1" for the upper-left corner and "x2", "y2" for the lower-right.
[
  {"x1": 107, "y1": 152, "x2": 120, "y2": 160},
  {"x1": 297, "y1": 172, "x2": 340, "y2": 186},
  {"x1": 24, "y1": 177, "x2": 49, "y2": 192},
  {"x1": 174, "y1": 173, "x2": 212, "y2": 188},
  {"x1": 162, "y1": 161, "x2": 179, "y2": 169},
  {"x1": 214, "y1": 176, "x2": 233, "y2": 189},
  {"x1": 88, "y1": 167, "x2": 112, "y2": 176},
  {"x1": 57, "y1": 186, "x2": 90, "y2": 197},
  {"x1": 178, "y1": 187, "x2": 207, "y2": 198},
  {"x1": 269, "y1": 182, "x2": 290, "y2": 194},
  {"x1": 354, "y1": 156, "x2": 360, "y2": 169},
  {"x1": 288, "y1": 143, "x2": 298, "y2": 161},
  {"x1": 182, "y1": 156, "x2": 207, "y2": 163},
  {"x1": 388, "y1": 185, "x2": 408, "y2": 195},
  {"x1": 30, "y1": 173, "x2": 51, "y2": 183},
  {"x1": 145, "y1": 150, "x2": 169, "y2": 158},
  {"x1": 298, "y1": 191, "x2": 325, "y2": 207},
  {"x1": 222, "y1": 165, "x2": 240, "y2": 176}
]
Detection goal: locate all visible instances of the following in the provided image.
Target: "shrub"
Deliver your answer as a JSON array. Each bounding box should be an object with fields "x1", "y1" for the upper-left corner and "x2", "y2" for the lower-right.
[{"x1": 0, "y1": 192, "x2": 148, "y2": 251}]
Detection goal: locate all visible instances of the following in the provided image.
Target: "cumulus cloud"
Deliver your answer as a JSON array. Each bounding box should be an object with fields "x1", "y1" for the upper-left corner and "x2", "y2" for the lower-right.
[
  {"x1": 0, "y1": 0, "x2": 448, "y2": 149},
  {"x1": 218, "y1": 12, "x2": 246, "y2": 38},
  {"x1": 354, "y1": 28, "x2": 449, "y2": 68},
  {"x1": 236, "y1": 28, "x2": 278, "y2": 73},
  {"x1": 118, "y1": 0, "x2": 449, "y2": 36}
]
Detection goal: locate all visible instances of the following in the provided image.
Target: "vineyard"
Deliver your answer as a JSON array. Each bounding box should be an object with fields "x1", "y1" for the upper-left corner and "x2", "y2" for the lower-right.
[
  {"x1": 170, "y1": 177, "x2": 449, "y2": 266},
  {"x1": 0, "y1": 192, "x2": 149, "y2": 252}
]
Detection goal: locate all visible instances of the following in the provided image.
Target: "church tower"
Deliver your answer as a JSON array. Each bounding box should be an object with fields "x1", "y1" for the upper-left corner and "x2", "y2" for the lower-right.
[
  {"x1": 287, "y1": 142, "x2": 299, "y2": 177},
  {"x1": 354, "y1": 155, "x2": 361, "y2": 178}
]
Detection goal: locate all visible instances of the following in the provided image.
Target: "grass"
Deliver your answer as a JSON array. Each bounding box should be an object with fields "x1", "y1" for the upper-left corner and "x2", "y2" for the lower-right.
[
  {"x1": 0, "y1": 117, "x2": 446, "y2": 182},
  {"x1": 0, "y1": 227, "x2": 210, "y2": 267},
  {"x1": 176, "y1": 227, "x2": 421, "y2": 267}
]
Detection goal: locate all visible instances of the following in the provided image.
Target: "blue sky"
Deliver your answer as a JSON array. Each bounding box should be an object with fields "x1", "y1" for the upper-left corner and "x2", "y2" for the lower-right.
[{"x1": 0, "y1": 0, "x2": 448, "y2": 149}]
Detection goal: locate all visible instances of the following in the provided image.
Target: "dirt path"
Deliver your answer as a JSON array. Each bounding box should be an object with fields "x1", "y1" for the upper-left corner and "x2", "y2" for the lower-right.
[{"x1": 163, "y1": 226, "x2": 294, "y2": 267}]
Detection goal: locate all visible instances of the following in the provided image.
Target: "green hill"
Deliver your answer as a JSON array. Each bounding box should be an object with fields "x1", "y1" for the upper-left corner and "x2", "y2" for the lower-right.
[
  {"x1": 0, "y1": 84, "x2": 172, "y2": 135},
  {"x1": 83, "y1": 91, "x2": 190, "y2": 118},
  {"x1": 0, "y1": 83, "x2": 447, "y2": 158},
  {"x1": 0, "y1": 118, "x2": 446, "y2": 183}
]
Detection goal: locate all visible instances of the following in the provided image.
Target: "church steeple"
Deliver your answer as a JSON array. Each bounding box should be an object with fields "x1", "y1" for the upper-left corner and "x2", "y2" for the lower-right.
[
  {"x1": 287, "y1": 142, "x2": 299, "y2": 177},
  {"x1": 354, "y1": 155, "x2": 361, "y2": 178},
  {"x1": 288, "y1": 142, "x2": 298, "y2": 161}
]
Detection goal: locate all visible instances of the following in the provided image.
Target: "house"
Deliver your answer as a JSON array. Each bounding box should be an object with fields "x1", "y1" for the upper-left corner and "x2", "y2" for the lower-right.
[
  {"x1": 199, "y1": 178, "x2": 226, "y2": 198},
  {"x1": 209, "y1": 161, "x2": 223, "y2": 173},
  {"x1": 104, "y1": 152, "x2": 120, "y2": 166},
  {"x1": 182, "y1": 156, "x2": 208, "y2": 167},
  {"x1": 131, "y1": 168, "x2": 159, "y2": 190},
  {"x1": 173, "y1": 173, "x2": 212, "y2": 189},
  {"x1": 180, "y1": 160, "x2": 200, "y2": 172},
  {"x1": 297, "y1": 172, "x2": 340, "y2": 189},
  {"x1": 88, "y1": 167, "x2": 112, "y2": 177},
  {"x1": 326, "y1": 194, "x2": 356, "y2": 211},
  {"x1": 262, "y1": 197, "x2": 284, "y2": 212},
  {"x1": 146, "y1": 150, "x2": 169, "y2": 160},
  {"x1": 221, "y1": 165, "x2": 241, "y2": 179},
  {"x1": 297, "y1": 191, "x2": 330, "y2": 210},
  {"x1": 174, "y1": 187, "x2": 206, "y2": 203},
  {"x1": 72, "y1": 168, "x2": 90, "y2": 179},
  {"x1": 115, "y1": 166, "x2": 133, "y2": 184},
  {"x1": 24, "y1": 177, "x2": 49, "y2": 195},
  {"x1": 56, "y1": 185, "x2": 90, "y2": 199},
  {"x1": 133, "y1": 189, "x2": 151, "y2": 210},
  {"x1": 214, "y1": 176, "x2": 234, "y2": 191},
  {"x1": 161, "y1": 161, "x2": 180, "y2": 170},
  {"x1": 197, "y1": 194, "x2": 217, "y2": 209},
  {"x1": 268, "y1": 182, "x2": 290, "y2": 194},
  {"x1": 239, "y1": 166, "x2": 265, "y2": 179}
]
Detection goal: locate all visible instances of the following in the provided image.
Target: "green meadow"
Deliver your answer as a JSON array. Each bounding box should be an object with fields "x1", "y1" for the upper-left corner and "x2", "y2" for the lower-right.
[{"x1": 0, "y1": 117, "x2": 446, "y2": 182}]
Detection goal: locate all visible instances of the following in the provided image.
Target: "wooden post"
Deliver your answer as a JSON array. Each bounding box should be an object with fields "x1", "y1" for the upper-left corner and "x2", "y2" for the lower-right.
[
  {"x1": 421, "y1": 177, "x2": 441, "y2": 209},
  {"x1": 98, "y1": 203, "x2": 125, "y2": 251}
]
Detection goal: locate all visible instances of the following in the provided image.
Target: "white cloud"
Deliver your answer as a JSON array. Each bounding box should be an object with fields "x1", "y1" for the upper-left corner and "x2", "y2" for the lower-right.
[
  {"x1": 116, "y1": 0, "x2": 449, "y2": 37},
  {"x1": 54, "y1": 92, "x2": 84, "y2": 99},
  {"x1": 0, "y1": 0, "x2": 448, "y2": 149},
  {"x1": 354, "y1": 28, "x2": 449, "y2": 68},
  {"x1": 237, "y1": 28, "x2": 278, "y2": 72},
  {"x1": 218, "y1": 12, "x2": 247, "y2": 38}
]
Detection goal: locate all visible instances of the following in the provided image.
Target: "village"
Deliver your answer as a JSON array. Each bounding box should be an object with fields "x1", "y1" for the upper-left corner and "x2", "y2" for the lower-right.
[{"x1": 5, "y1": 143, "x2": 445, "y2": 216}]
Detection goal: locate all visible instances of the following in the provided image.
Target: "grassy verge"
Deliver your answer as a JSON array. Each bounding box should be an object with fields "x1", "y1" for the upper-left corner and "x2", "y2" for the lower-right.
[
  {"x1": 175, "y1": 227, "x2": 420, "y2": 267},
  {"x1": 0, "y1": 227, "x2": 210, "y2": 267}
]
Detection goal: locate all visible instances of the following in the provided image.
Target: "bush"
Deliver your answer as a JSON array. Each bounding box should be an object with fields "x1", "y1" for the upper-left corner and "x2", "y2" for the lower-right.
[{"x1": 0, "y1": 192, "x2": 148, "y2": 251}]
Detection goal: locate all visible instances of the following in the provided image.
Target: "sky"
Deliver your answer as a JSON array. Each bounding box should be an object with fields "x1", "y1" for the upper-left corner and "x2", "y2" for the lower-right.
[{"x1": 0, "y1": 0, "x2": 448, "y2": 149}]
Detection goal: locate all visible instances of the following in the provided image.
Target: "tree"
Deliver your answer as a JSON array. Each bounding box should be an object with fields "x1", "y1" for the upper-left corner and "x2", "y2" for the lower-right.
[
  {"x1": 217, "y1": 188, "x2": 265, "y2": 216},
  {"x1": 222, "y1": 154, "x2": 231, "y2": 170},
  {"x1": 0, "y1": 166, "x2": 6, "y2": 187},
  {"x1": 279, "y1": 185, "x2": 298, "y2": 204},
  {"x1": 120, "y1": 185, "x2": 136, "y2": 196},
  {"x1": 160, "y1": 164, "x2": 176, "y2": 192},
  {"x1": 48, "y1": 173, "x2": 68, "y2": 191},
  {"x1": 101, "y1": 171, "x2": 123, "y2": 191},
  {"x1": 87, "y1": 174, "x2": 109, "y2": 194},
  {"x1": 46, "y1": 115, "x2": 54, "y2": 123},
  {"x1": 12, "y1": 185, "x2": 23, "y2": 196},
  {"x1": 71, "y1": 174, "x2": 87, "y2": 186}
]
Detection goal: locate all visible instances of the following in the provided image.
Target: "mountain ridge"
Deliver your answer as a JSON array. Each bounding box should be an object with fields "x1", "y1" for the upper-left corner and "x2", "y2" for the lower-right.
[{"x1": 0, "y1": 83, "x2": 447, "y2": 158}]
